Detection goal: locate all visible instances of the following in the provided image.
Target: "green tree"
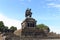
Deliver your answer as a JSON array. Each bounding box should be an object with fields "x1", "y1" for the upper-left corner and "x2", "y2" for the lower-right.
[
  {"x1": 3, "y1": 26, "x2": 8, "y2": 32},
  {"x1": 10, "y1": 26, "x2": 17, "y2": 32},
  {"x1": 0, "y1": 21, "x2": 17, "y2": 33},
  {"x1": 0, "y1": 21, "x2": 4, "y2": 27},
  {"x1": 37, "y1": 24, "x2": 50, "y2": 33},
  {"x1": 0, "y1": 21, "x2": 5, "y2": 32}
]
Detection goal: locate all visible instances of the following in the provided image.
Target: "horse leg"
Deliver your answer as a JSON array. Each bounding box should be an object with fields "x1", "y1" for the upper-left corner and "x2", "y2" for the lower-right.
[{"x1": 30, "y1": 14, "x2": 31, "y2": 17}]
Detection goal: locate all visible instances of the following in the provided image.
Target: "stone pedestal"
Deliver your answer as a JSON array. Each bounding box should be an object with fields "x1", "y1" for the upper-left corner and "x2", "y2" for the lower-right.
[
  {"x1": 21, "y1": 17, "x2": 36, "y2": 29},
  {"x1": 21, "y1": 17, "x2": 37, "y2": 36}
]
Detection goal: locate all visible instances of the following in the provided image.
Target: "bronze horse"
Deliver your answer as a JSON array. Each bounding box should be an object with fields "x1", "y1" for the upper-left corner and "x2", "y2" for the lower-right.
[{"x1": 25, "y1": 9, "x2": 32, "y2": 17}]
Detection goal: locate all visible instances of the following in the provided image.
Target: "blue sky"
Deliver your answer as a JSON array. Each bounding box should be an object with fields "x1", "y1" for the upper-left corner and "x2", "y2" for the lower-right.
[{"x1": 0, "y1": 0, "x2": 60, "y2": 34}]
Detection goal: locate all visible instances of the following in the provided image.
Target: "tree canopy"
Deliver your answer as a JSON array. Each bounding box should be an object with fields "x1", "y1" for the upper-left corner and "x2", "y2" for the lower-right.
[
  {"x1": 10, "y1": 26, "x2": 17, "y2": 32},
  {"x1": 0, "y1": 21, "x2": 5, "y2": 32},
  {"x1": 0, "y1": 21, "x2": 17, "y2": 33},
  {"x1": 36, "y1": 24, "x2": 50, "y2": 32}
]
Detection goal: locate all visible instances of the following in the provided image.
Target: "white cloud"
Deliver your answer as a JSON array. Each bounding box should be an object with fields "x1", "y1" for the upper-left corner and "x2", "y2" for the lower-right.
[
  {"x1": 49, "y1": 25, "x2": 60, "y2": 34},
  {"x1": 47, "y1": 3, "x2": 60, "y2": 8},
  {"x1": 0, "y1": 13, "x2": 22, "y2": 29}
]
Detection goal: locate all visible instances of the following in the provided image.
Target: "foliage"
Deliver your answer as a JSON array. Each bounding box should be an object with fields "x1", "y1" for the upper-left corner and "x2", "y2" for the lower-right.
[
  {"x1": 3, "y1": 26, "x2": 8, "y2": 32},
  {"x1": 0, "y1": 21, "x2": 17, "y2": 33},
  {"x1": 37, "y1": 24, "x2": 50, "y2": 32},
  {"x1": 0, "y1": 21, "x2": 4, "y2": 27},
  {"x1": 10, "y1": 26, "x2": 17, "y2": 32},
  {"x1": 0, "y1": 21, "x2": 5, "y2": 32}
]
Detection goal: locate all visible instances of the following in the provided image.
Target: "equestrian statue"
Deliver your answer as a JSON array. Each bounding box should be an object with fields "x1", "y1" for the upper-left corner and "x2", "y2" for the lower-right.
[{"x1": 25, "y1": 8, "x2": 32, "y2": 17}]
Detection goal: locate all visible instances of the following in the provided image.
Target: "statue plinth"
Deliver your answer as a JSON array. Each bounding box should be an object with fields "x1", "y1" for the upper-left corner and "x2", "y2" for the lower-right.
[
  {"x1": 21, "y1": 17, "x2": 36, "y2": 29},
  {"x1": 21, "y1": 17, "x2": 37, "y2": 36}
]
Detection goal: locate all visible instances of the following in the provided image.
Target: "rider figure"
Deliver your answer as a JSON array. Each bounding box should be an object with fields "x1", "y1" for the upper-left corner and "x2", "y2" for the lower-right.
[{"x1": 25, "y1": 8, "x2": 32, "y2": 17}]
